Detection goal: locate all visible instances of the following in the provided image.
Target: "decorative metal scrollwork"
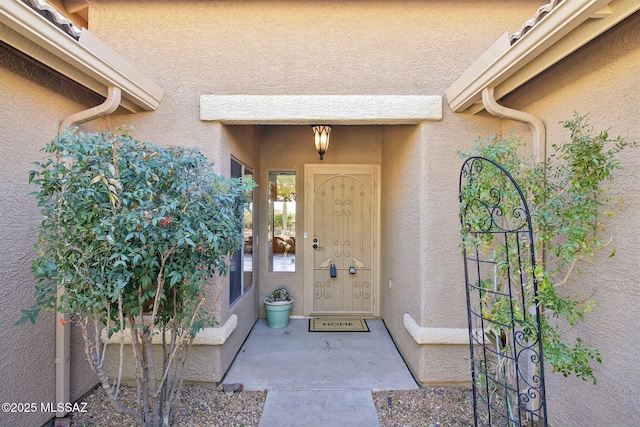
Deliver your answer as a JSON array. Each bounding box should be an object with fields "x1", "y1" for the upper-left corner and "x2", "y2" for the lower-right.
[
  {"x1": 334, "y1": 198, "x2": 352, "y2": 216},
  {"x1": 353, "y1": 282, "x2": 361, "y2": 299},
  {"x1": 334, "y1": 240, "x2": 343, "y2": 257},
  {"x1": 459, "y1": 156, "x2": 547, "y2": 427},
  {"x1": 324, "y1": 282, "x2": 332, "y2": 299},
  {"x1": 362, "y1": 282, "x2": 371, "y2": 300},
  {"x1": 313, "y1": 281, "x2": 322, "y2": 299},
  {"x1": 344, "y1": 240, "x2": 352, "y2": 257}
]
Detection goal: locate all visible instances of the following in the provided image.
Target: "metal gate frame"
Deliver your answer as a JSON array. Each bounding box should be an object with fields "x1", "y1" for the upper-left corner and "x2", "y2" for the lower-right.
[{"x1": 459, "y1": 156, "x2": 547, "y2": 427}]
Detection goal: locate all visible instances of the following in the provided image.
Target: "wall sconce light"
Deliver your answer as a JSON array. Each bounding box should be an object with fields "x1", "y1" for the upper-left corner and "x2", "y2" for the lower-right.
[{"x1": 312, "y1": 125, "x2": 331, "y2": 160}]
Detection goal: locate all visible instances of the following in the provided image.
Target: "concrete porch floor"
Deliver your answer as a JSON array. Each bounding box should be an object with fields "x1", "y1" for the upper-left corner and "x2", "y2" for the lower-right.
[{"x1": 223, "y1": 318, "x2": 418, "y2": 426}]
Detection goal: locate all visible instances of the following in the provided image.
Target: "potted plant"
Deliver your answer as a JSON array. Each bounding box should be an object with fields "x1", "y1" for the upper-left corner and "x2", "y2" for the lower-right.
[{"x1": 264, "y1": 287, "x2": 293, "y2": 328}]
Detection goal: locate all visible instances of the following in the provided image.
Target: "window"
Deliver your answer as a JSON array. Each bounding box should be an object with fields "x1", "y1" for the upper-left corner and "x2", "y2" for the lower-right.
[
  {"x1": 230, "y1": 159, "x2": 254, "y2": 305},
  {"x1": 269, "y1": 171, "x2": 296, "y2": 272}
]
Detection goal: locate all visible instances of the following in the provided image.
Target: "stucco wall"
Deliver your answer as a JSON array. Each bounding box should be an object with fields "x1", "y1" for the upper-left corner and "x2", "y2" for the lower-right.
[
  {"x1": 380, "y1": 124, "x2": 426, "y2": 379},
  {"x1": 257, "y1": 125, "x2": 383, "y2": 316},
  {"x1": 215, "y1": 123, "x2": 262, "y2": 379},
  {"x1": 497, "y1": 12, "x2": 640, "y2": 426},
  {"x1": 0, "y1": 44, "x2": 102, "y2": 426},
  {"x1": 9, "y1": 0, "x2": 632, "y2": 422},
  {"x1": 86, "y1": 0, "x2": 539, "y2": 387},
  {"x1": 380, "y1": 111, "x2": 501, "y2": 384},
  {"x1": 89, "y1": 1, "x2": 540, "y2": 98}
]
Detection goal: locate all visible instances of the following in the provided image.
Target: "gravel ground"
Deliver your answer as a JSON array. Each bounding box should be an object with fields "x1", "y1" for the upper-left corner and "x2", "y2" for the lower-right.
[
  {"x1": 373, "y1": 387, "x2": 474, "y2": 427},
  {"x1": 69, "y1": 384, "x2": 473, "y2": 426}
]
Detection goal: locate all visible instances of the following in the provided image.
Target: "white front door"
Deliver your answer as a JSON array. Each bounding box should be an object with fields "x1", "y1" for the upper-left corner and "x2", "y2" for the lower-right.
[{"x1": 304, "y1": 164, "x2": 380, "y2": 317}]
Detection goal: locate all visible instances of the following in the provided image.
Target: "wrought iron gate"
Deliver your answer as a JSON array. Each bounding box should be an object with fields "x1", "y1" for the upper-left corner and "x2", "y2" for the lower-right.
[{"x1": 459, "y1": 157, "x2": 547, "y2": 427}]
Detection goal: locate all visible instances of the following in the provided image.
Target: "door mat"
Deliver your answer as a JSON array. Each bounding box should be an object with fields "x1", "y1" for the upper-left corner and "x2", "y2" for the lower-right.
[{"x1": 309, "y1": 318, "x2": 369, "y2": 332}]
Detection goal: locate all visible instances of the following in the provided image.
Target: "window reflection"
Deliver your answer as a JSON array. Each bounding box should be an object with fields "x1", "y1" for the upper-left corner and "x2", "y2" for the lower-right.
[
  {"x1": 230, "y1": 159, "x2": 253, "y2": 304},
  {"x1": 243, "y1": 169, "x2": 253, "y2": 291},
  {"x1": 269, "y1": 171, "x2": 296, "y2": 272}
]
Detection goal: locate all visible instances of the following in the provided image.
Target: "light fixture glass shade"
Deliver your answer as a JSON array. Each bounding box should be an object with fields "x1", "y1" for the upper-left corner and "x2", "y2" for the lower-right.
[{"x1": 312, "y1": 125, "x2": 331, "y2": 160}]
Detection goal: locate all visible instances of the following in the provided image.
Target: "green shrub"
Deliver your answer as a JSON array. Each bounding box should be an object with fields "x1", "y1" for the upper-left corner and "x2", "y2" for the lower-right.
[
  {"x1": 460, "y1": 113, "x2": 635, "y2": 384},
  {"x1": 20, "y1": 130, "x2": 254, "y2": 426}
]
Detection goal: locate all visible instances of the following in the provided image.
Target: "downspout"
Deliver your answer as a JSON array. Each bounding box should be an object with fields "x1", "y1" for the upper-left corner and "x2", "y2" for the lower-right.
[
  {"x1": 60, "y1": 86, "x2": 122, "y2": 130},
  {"x1": 481, "y1": 87, "x2": 545, "y2": 161},
  {"x1": 481, "y1": 86, "x2": 546, "y2": 422},
  {"x1": 55, "y1": 85, "x2": 122, "y2": 421}
]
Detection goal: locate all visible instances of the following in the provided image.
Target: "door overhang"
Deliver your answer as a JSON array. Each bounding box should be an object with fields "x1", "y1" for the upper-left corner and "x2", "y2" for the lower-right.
[{"x1": 200, "y1": 95, "x2": 442, "y2": 125}]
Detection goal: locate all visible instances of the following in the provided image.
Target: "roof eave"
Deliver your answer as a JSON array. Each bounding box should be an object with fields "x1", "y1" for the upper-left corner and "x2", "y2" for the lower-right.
[
  {"x1": 0, "y1": 0, "x2": 164, "y2": 112},
  {"x1": 446, "y1": 0, "x2": 639, "y2": 114}
]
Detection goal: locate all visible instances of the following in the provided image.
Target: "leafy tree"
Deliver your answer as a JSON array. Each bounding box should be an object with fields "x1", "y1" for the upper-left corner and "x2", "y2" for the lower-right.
[
  {"x1": 19, "y1": 130, "x2": 254, "y2": 426},
  {"x1": 459, "y1": 113, "x2": 635, "y2": 384}
]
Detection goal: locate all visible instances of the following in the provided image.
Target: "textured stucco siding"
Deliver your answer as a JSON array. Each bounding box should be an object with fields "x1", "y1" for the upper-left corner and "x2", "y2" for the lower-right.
[
  {"x1": 379, "y1": 109, "x2": 501, "y2": 384},
  {"x1": 86, "y1": 0, "x2": 541, "y2": 391},
  {"x1": 7, "y1": 2, "x2": 636, "y2": 425},
  {"x1": 0, "y1": 45, "x2": 102, "y2": 427},
  {"x1": 499, "y1": 12, "x2": 640, "y2": 426}
]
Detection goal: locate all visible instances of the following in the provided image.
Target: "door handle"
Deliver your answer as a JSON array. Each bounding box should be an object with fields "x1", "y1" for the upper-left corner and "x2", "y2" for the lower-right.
[{"x1": 312, "y1": 237, "x2": 322, "y2": 249}]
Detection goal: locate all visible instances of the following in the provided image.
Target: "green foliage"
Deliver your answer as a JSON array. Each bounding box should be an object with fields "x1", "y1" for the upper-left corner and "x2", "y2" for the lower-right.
[
  {"x1": 22, "y1": 129, "x2": 253, "y2": 327},
  {"x1": 459, "y1": 113, "x2": 634, "y2": 384},
  {"x1": 274, "y1": 174, "x2": 296, "y2": 201},
  {"x1": 20, "y1": 129, "x2": 254, "y2": 426},
  {"x1": 265, "y1": 287, "x2": 291, "y2": 303},
  {"x1": 274, "y1": 212, "x2": 294, "y2": 228}
]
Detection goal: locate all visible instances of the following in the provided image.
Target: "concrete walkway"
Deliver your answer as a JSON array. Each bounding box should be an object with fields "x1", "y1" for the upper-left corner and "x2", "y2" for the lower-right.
[{"x1": 223, "y1": 318, "x2": 418, "y2": 426}]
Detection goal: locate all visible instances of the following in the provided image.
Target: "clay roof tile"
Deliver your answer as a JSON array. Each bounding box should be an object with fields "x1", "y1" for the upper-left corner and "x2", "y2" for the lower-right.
[
  {"x1": 22, "y1": 0, "x2": 80, "y2": 40},
  {"x1": 510, "y1": 0, "x2": 563, "y2": 45}
]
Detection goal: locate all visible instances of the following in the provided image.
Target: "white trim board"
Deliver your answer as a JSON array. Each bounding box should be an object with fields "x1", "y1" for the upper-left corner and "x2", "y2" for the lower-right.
[
  {"x1": 200, "y1": 95, "x2": 442, "y2": 125},
  {"x1": 0, "y1": 0, "x2": 164, "y2": 112},
  {"x1": 101, "y1": 314, "x2": 238, "y2": 346},
  {"x1": 403, "y1": 313, "x2": 469, "y2": 345},
  {"x1": 446, "y1": 0, "x2": 639, "y2": 113}
]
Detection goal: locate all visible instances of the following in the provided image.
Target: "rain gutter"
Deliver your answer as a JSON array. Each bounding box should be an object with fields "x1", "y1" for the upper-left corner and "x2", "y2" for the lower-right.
[
  {"x1": 446, "y1": 0, "x2": 639, "y2": 114},
  {"x1": 0, "y1": 0, "x2": 163, "y2": 420},
  {"x1": 0, "y1": 0, "x2": 164, "y2": 112}
]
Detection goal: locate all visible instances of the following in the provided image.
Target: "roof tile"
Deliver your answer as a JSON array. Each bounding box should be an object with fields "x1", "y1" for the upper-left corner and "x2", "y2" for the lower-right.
[
  {"x1": 510, "y1": 0, "x2": 562, "y2": 44},
  {"x1": 22, "y1": 0, "x2": 80, "y2": 40}
]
